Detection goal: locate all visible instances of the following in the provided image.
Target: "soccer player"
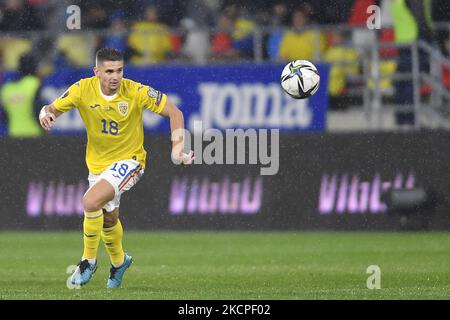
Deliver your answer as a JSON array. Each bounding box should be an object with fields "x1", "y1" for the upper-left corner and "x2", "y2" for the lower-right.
[{"x1": 38, "y1": 48, "x2": 194, "y2": 288}]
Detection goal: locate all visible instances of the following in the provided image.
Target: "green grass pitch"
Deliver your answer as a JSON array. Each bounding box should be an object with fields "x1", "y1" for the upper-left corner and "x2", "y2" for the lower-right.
[{"x1": 0, "y1": 231, "x2": 448, "y2": 299}]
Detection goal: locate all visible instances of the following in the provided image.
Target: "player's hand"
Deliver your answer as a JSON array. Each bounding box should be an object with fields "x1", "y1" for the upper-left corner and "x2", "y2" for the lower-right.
[
  {"x1": 172, "y1": 150, "x2": 195, "y2": 165},
  {"x1": 39, "y1": 106, "x2": 56, "y2": 131}
]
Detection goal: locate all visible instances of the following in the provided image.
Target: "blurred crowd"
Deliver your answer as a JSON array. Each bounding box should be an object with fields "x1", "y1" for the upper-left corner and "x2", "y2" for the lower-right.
[{"x1": 0, "y1": 0, "x2": 449, "y2": 66}]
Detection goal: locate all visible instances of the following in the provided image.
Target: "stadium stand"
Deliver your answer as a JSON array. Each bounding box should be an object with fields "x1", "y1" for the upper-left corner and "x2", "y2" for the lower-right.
[{"x1": 0, "y1": 0, "x2": 449, "y2": 130}]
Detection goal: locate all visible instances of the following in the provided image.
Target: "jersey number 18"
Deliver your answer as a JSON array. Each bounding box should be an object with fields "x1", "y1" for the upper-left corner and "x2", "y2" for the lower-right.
[{"x1": 101, "y1": 119, "x2": 119, "y2": 135}]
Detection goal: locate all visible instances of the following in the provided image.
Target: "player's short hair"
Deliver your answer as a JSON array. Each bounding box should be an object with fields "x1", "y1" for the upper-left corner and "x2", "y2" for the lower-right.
[{"x1": 95, "y1": 48, "x2": 124, "y2": 66}]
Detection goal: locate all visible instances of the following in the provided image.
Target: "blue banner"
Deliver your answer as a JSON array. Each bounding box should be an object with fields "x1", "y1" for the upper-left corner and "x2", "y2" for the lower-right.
[{"x1": 6, "y1": 64, "x2": 329, "y2": 134}]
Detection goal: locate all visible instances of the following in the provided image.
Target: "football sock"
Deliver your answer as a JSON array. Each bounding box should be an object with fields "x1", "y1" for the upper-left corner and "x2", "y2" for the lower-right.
[
  {"x1": 82, "y1": 209, "x2": 104, "y2": 261},
  {"x1": 102, "y1": 219, "x2": 125, "y2": 268}
]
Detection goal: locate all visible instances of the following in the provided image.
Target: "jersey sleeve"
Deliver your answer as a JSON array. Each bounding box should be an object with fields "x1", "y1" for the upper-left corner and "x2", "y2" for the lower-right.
[
  {"x1": 138, "y1": 85, "x2": 167, "y2": 114},
  {"x1": 52, "y1": 82, "x2": 82, "y2": 112}
]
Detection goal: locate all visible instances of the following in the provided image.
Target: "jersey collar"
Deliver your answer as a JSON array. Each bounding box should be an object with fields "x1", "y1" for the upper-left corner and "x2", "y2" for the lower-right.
[{"x1": 99, "y1": 82, "x2": 118, "y2": 101}]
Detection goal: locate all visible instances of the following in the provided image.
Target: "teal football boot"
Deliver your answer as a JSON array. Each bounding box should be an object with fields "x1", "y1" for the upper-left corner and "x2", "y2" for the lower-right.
[
  {"x1": 70, "y1": 259, "x2": 97, "y2": 286},
  {"x1": 107, "y1": 254, "x2": 133, "y2": 289}
]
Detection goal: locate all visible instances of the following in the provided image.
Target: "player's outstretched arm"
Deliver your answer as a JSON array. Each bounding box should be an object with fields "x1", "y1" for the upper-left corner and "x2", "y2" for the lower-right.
[
  {"x1": 159, "y1": 98, "x2": 194, "y2": 165},
  {"x1": 39, "y1": 104, "x2": 63, "y2": 131}
]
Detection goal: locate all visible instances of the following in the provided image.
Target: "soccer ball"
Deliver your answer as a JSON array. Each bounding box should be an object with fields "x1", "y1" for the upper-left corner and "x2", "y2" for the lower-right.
[{"x1": 280, "y1": 60, "x2": 320, "y2": 99}]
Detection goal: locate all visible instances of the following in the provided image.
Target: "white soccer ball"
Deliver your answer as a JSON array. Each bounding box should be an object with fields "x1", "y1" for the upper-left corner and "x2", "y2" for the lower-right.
[{"x1": 280, "y1": 60, "x2": 320, "y2": 99}]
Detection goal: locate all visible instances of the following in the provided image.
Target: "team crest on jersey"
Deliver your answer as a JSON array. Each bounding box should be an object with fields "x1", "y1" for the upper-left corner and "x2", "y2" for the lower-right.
[
  {"x1": 147, "y1": 87, "x2": 158, "y2": 99},
  {"x1": 118, "y1": 102, "x2": 129, "y2": 116}
]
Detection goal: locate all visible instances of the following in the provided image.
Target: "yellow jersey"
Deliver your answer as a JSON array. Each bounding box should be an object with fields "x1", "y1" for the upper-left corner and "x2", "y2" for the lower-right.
[
  {"x1": 53, "y1": 76, "x2": 167, "y2": 174},
  {"x1": 279, "y1": 31, "x2": 327, "y2": 62}
]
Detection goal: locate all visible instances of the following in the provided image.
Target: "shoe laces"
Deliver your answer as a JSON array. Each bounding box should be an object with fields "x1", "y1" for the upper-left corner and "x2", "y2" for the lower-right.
[
  {"x1": 78, "y1": 259, "x2": 92, "y2": 274},
  {"x1": 109, "y1": 265, "x2": 118, "y2": 279}
]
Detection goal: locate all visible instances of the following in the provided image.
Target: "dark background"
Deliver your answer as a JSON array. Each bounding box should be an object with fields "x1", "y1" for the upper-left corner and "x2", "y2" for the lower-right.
[{"x1": 1, "y1": 131, "x2": 449, "y2": 230}]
